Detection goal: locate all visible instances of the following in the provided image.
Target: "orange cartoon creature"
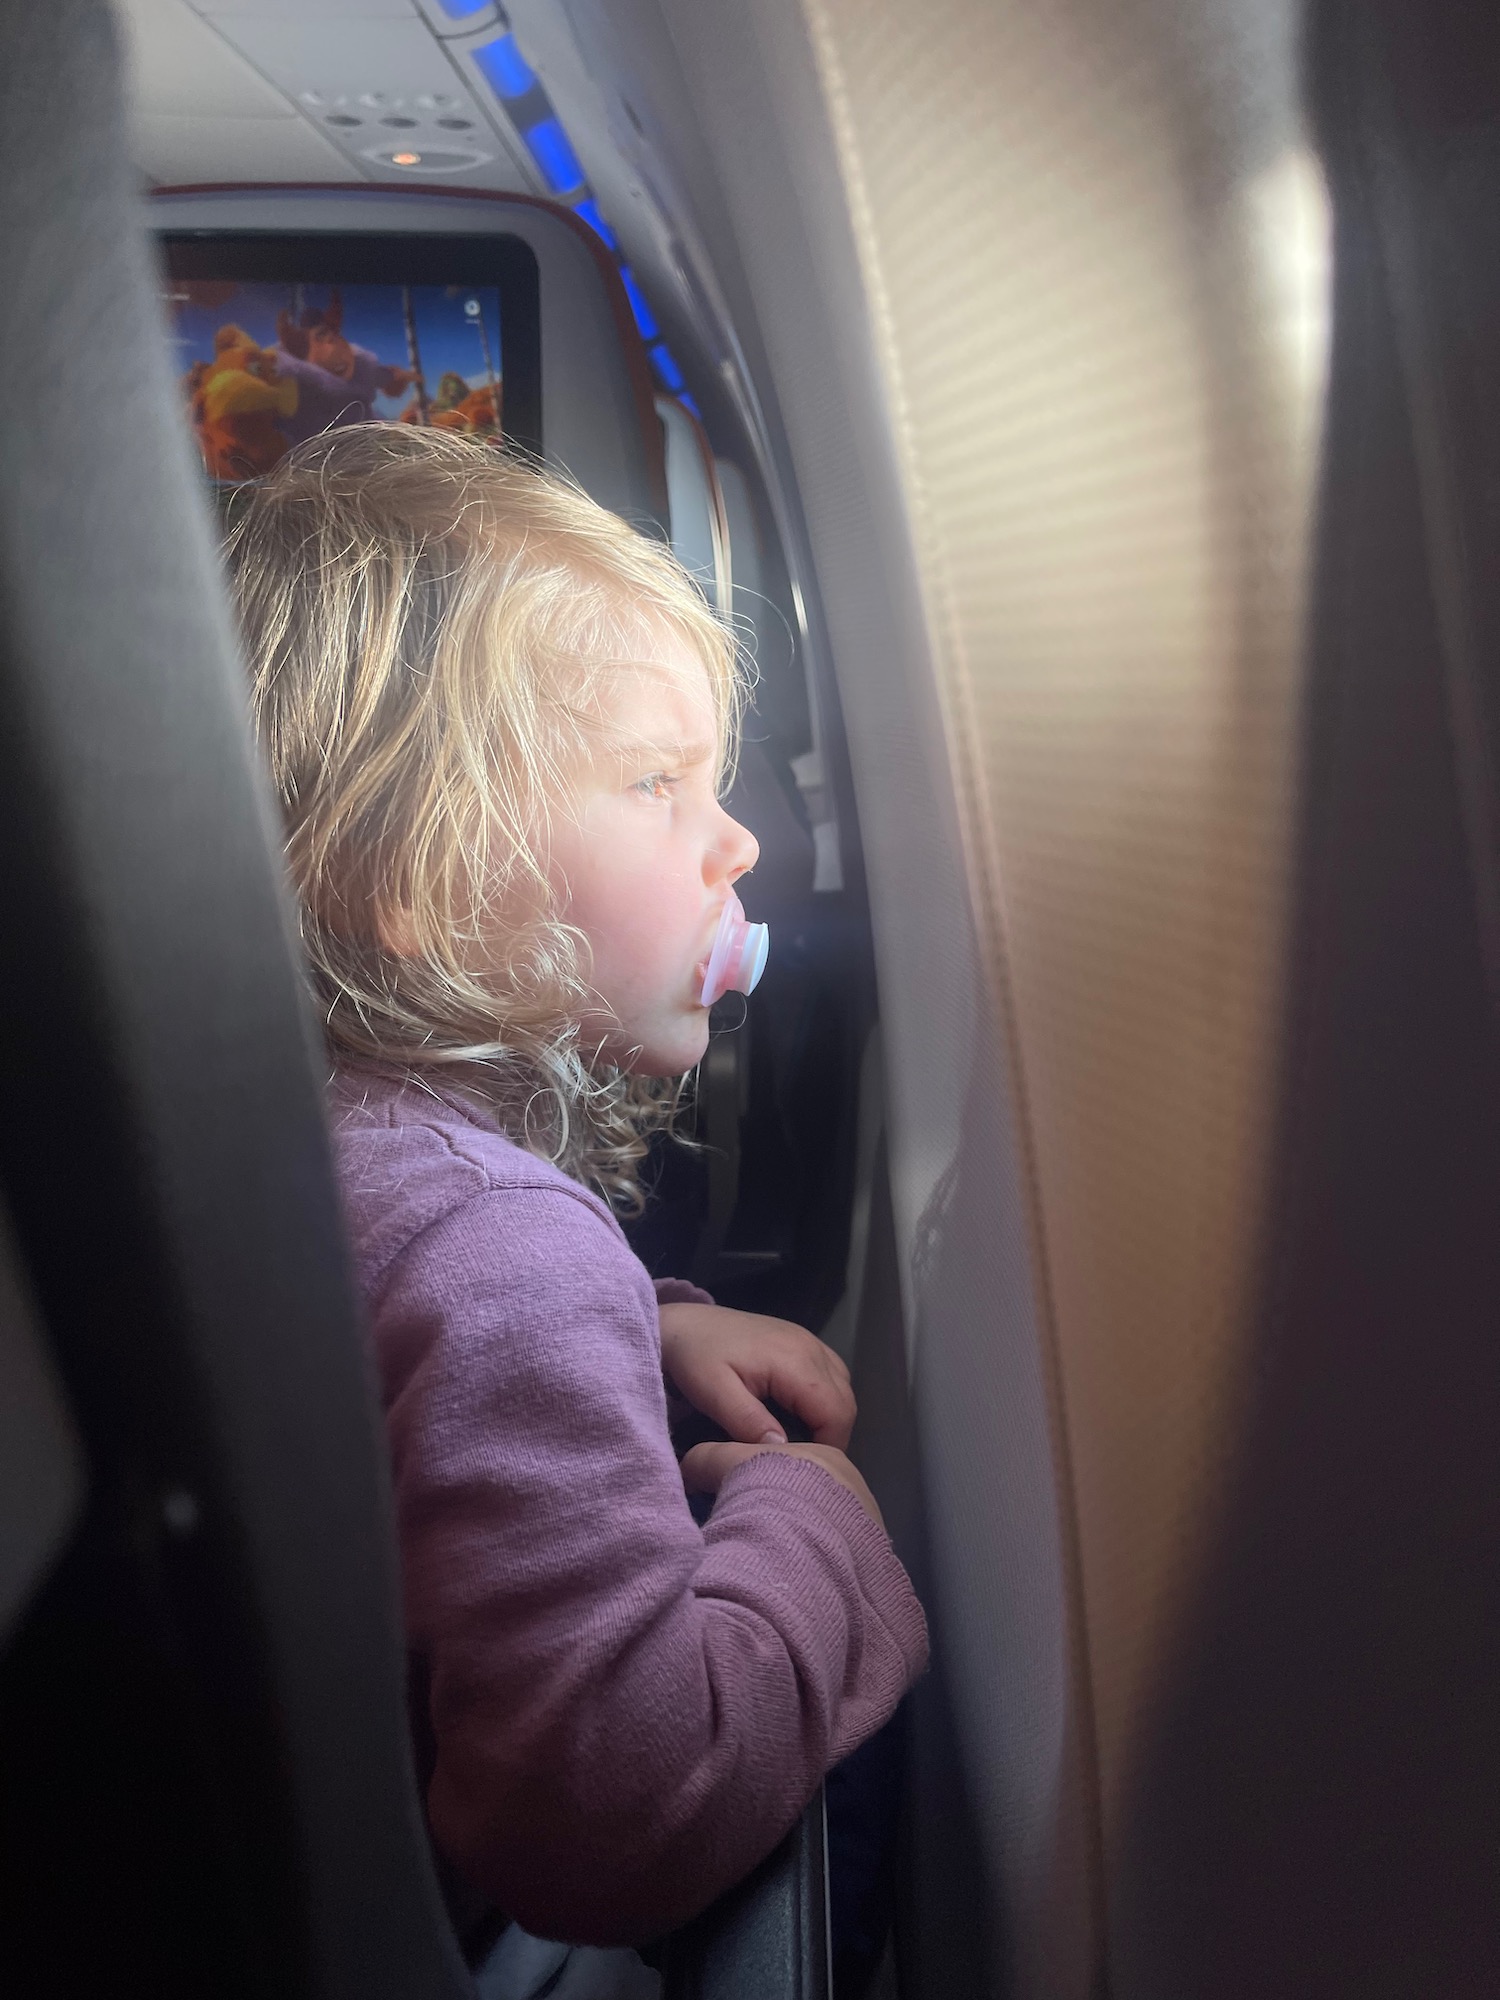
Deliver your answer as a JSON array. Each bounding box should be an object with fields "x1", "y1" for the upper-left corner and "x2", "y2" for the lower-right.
[
  {"x1": 445, "y1": 381, "x2": 502, "y2": 435},
  {"x1": 405, "y1": 370, "x2": 502, "y2": 436},
  {"x1": 188, "y1": 324, "x2": 299, "y2": 479}
]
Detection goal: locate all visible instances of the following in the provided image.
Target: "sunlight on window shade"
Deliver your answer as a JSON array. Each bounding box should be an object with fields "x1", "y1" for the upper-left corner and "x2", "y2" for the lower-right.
[{"x1": 1245, "y1": 145, "x2": 1333, "y2": 455}]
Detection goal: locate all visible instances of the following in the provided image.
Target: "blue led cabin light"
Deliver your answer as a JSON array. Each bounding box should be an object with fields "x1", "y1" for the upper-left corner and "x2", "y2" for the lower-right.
[
  {"x1": 523, "y1": 117, "x2": 585, "y2": 197},
  {"x1": 649, "y1": 343, "x2": 685, "y2": 393},
  {"x1": 470, "y1": 32, "x2": 537, "y2": 100},
  {"x1": 464, "y1": 53, "x2": 685, "y2": 404},
  {"x1": 618, "y1": 267, "x2": 659, "y2": 343},
  {"x1": 438, "y1": 0, "x2": 496, "y2": 16},
  {"x1": 573, "y1": 198, "x2": 618, "y2": 250},
  {"x1": 679, "y1": 392, "x2": 702, "y2": 419}
]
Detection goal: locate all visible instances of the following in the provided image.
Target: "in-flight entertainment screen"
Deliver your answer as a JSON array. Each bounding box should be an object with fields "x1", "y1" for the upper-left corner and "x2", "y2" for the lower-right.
[{"x1": 158, "y1": 232, "x2": 542, "y2": 484}]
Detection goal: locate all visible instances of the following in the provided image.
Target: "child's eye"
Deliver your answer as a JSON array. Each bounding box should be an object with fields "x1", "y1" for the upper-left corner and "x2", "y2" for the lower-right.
[{"x1": 634, "y1": 772, "x2": 676, "y2": 801}]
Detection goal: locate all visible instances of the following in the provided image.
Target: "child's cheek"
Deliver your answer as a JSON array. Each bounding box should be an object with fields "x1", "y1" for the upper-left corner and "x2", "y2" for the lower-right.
[{"x1": 622, "y1": 907, "x2": 692, "y2": 989}]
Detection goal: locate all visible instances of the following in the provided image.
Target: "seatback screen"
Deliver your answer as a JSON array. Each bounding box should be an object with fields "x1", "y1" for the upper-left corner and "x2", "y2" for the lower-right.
[{"x1": 158, "y1": 232, "x2": 542, "y2": 484}]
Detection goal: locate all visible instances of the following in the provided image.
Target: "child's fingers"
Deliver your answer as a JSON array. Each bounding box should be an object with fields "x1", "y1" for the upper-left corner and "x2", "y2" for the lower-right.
[
  {"x1": 657, "y1": 1304, "x2": 855, "y2": 1443},
  {"x1": 674, "y1": 1361, "x2": 788, "y2": 1446},
  {"x1": 757, "y1": 1356, "x2": 857, "y2": 1449}
]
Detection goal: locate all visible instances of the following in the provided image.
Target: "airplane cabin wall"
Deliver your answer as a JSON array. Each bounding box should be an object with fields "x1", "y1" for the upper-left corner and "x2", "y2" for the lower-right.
[{"x1": 508, "y1": 1, "x2": 1335, "y2": 1995}]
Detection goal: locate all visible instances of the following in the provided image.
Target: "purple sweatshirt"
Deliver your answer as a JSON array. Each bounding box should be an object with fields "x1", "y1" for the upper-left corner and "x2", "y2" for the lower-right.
[{"x1": 327, "y1": 1066, "x2": 928, "y2": 1945}]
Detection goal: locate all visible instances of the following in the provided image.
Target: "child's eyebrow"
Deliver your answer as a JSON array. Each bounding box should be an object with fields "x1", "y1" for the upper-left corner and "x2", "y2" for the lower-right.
[{"x1": 615, "y1": 735, "x2": 717, "y2": 768}]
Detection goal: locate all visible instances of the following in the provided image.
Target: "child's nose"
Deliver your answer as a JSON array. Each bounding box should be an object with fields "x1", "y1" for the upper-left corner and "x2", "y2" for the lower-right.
[{"x1": 711, "y1": 805, "x2": 759, "y2": 884}]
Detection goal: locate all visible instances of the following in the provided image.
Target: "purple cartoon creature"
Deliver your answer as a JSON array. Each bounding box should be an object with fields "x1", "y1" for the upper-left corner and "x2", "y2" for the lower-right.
[{"x1": 272, "y1": 290, "x2": 417, "y2": 447}]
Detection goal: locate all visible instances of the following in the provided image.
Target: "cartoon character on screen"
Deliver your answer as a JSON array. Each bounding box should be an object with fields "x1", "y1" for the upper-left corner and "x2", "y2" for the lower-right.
[
  {"x1": 407, "y1": 369, "x2": 503, "y2": 438},
  {"x1": 272, "y1": 290, "x2": 417, "y2": 447},
  {"x1": 186, "y1": 324, "x2": 300, "y2": 480}
]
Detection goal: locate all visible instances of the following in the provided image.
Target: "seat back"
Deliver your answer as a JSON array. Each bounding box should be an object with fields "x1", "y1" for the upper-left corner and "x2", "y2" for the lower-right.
[
  {"x1": 0, "y1": 8, "x2": 472, "y2": 1995},
  {"x1": 150, "y1": 183, "x2": 669, "y2": 531},
  {"x1": 656, "y1": 1790, "x2": 830, "y2": 2000}
]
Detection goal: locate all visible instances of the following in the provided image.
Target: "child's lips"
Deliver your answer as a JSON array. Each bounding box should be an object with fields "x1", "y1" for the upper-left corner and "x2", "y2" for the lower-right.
[{"x1": 693, "y1": 910, "x2": 724, "y2": 1001}]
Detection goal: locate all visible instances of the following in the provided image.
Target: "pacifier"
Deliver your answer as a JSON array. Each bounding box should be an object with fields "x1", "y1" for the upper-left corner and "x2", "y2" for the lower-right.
[{"x1": 700, "y1": 890, "x2": 770, "y2": 1007}]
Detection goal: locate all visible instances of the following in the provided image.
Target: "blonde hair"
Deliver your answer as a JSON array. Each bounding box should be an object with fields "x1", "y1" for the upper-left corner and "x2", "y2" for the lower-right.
[{"x1": 223, "y1": 424, "x2": 746, "y2": 1209}]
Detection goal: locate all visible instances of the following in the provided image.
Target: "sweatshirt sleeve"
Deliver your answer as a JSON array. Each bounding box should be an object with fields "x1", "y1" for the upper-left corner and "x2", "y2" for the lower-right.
[
  {"x1": 651, "y1": 1275, "x2": 710, "y2": 1425},
  {"x1": 371, "y1": 1185, "x2": 927, "y2": 1945},
  {"x1": 652, "y1": 1275, "x2": 714, "y2": 1307}
]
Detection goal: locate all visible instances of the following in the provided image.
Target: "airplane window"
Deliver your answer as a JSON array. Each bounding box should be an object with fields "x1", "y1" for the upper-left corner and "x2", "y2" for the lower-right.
[{"x1": 158, "y1": 232, "x2": 542, "y2": 484}]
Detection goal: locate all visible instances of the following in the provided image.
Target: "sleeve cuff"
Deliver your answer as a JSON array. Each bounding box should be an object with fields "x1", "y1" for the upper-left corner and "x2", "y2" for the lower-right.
[
  {"x1": 713, "y1": 1449, "x2": 930, "y2": 1679},
  {"x1": 652, "y1": 1275, "x2": 716, "y2": 1308}
]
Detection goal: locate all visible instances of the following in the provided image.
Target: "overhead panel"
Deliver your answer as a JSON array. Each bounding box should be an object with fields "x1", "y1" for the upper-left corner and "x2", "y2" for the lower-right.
[
  {"x1": 112, "y1": 0, "x2": 543, "y2": 191},
  {"x1": 199, "y1": 6, "x2": 534, "y2": 189}
]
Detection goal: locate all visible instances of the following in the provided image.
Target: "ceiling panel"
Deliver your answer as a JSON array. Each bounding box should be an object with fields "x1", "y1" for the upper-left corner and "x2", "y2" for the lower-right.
[
  {"x1": 115, "y1": 0, "x2": 296, "y2": 119},
  {"x1": 133, "y1": 110, "x2": 362, "y2": 184},
  {"x1": 193, "y1": 0, "x2": 418, "y2": 16},
  {"x1": 208, "y1": 14, "x2": 472, "y2": 101}
]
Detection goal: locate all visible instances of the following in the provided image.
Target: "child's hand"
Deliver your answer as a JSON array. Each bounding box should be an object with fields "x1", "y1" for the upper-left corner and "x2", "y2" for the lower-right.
[
  {"x1": 681, "y1": 1439, "x2": 884, "y2": 1527},
  {"x1": 657, "y1": 1302, "x2": 856, "y2": 1449}
]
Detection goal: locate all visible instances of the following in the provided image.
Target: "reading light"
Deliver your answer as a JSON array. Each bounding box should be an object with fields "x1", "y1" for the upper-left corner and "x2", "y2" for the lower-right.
[{"x1": 366, "y1": 144, "x2": 489, "y2": 173}]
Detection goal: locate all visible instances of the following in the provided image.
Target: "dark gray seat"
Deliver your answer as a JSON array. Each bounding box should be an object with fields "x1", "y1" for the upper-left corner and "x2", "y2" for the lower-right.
[{"x1": 0, "y1": 4, "x2": 475, "y2": 1993}]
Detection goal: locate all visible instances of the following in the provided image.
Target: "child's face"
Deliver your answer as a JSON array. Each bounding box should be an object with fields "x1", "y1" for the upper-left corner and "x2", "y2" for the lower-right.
[{"x1": 547, "y1": 644, "x2": 759, "y2": 1076}]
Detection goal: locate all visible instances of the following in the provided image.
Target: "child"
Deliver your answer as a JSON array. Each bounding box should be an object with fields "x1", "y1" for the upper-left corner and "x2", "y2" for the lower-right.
[{"x1": 224, "y1": 426, "x2": 927, "y2": 1981}]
